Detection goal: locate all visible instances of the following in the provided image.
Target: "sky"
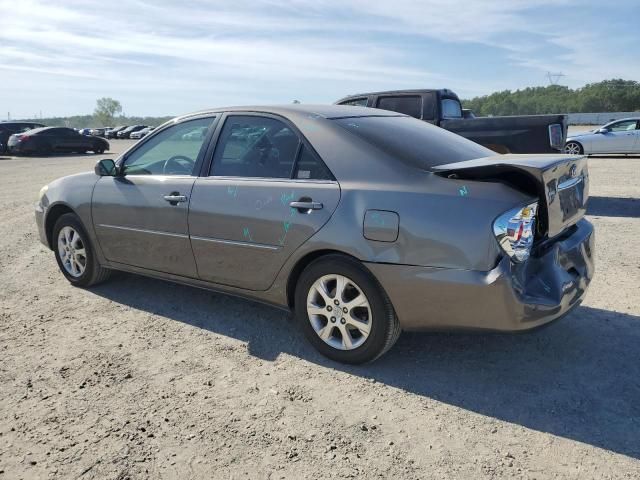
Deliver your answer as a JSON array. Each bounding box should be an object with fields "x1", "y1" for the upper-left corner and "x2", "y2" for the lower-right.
[{"x1": 1, "y1": 0, "x2": 639, "y2": 118}]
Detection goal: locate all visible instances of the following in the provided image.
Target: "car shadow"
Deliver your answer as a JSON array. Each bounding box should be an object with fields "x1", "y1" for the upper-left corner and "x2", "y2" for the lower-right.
[
  {"x1": 588, "y1": 196, "x2": 640, "y2": 218},
  {"x1": 90, "y1": 273, "x2": 640, "y2": 460}
]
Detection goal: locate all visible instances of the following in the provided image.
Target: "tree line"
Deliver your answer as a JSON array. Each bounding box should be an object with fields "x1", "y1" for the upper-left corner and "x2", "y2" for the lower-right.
[
  {"x1": 19, "y1": 97, "x2": 172, "y2": 129},
  {"x1": 462, "y1": 79, "x2": 640, "y2": 116}
]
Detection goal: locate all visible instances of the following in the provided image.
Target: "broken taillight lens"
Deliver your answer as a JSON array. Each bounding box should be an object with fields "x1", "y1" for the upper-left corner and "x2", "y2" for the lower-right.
[{"x1": 493, "y1": 202, "x2": 538, "y2": 263}]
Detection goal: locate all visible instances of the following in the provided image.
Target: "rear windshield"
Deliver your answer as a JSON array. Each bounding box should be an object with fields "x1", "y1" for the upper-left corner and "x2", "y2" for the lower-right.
[{"x1": 333, "y1": 116, "x2": 492, "y2": 170}]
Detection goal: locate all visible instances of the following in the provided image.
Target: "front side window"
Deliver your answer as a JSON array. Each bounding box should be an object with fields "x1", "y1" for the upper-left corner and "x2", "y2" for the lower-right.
[
  {"x1": 441, "y1": 98, "x2": 462, "y2": 118},
  {"x1": 123, "y1": 117, "x2": 214, "y2": 176},
  {"x1": 607, "y1": 120, "x2": 638, "y2": 132},
  {"x1": 211, "y1": 116, "x2": 301, "y2": 179},
  {"x1": 377, "y1": 96, "x2": 422, "y2": 119},
  {"x1": 340, "y1": 98, "x2": 368, "y2": 107}
]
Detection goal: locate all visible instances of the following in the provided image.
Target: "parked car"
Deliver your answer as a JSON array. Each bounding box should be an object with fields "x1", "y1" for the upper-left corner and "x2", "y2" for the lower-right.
[
  {"x1": 105, "y1": 126, "x2": 127, "y2": 139},
  {"x1": 90, "y1": 127, "x2": 111, "y2": 137},
  {"x1": 565, "y1": 118, "x2": 640, "y2": 155},
  {"x1": 0, "y1": 121, "x2": 45, "y2": 153},
  {"x1": 8, "y1": 127, "x2": 109, "y2": 155},
  {"x1": 462, "y1": 108, "x2": 476, "y2": 119},
  {"x1": 34, "y1": 105, "x2": 593, "y2": 363},
  {"x1": 117, "y1": 125, "x2": 147, "y2": 139},
  {"x1": 336, "y1": 89, "x2": 567, "y2": 154},
  {"x1": 130, "y1": 126, "x2": 155, "y2": 140},
  {"x1": 181, "y1": 126, "x2": 208, "y2": 140}
]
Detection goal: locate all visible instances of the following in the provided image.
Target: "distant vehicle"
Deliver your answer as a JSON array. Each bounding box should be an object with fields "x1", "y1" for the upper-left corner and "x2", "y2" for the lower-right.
[
  {"x1": 7, "y1": 127, "x2": 109, "y2": 155},
  {"x1": 565, "y1": 118, "x2": 640, "y2": 155},
  {"x1": 78, "y1": 128, "x2": 93, "y2": 136},
  {"x1": 90, "y1": 128, "x2": 111, "y2": 137},
  {"x1": 462, "y1": 108, "x2": 476, "y2": 119},
  {"x1": 105, "y1": 126, "x2": 127, "y2": 139},
  {"x1": 0, "y1": 121, "x2": 45, "y2": 153},
  {"x1": 181, "y1": 126, "x2": 208, "y2": 140},
  {"x1": 336, "y1": 89, "x2": 567, "y2": 154},
  {"x1": 117, "y1": 125, "x2": 147, "y2": 139},
  {"x1": 130, "y1": 126, "x2": 155, "y2": 139}
]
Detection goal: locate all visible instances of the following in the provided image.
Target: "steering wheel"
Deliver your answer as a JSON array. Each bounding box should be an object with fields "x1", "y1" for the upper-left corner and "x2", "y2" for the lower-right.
[{"x1": 163, "y1": 155, "x2": 194, "y2": 175}]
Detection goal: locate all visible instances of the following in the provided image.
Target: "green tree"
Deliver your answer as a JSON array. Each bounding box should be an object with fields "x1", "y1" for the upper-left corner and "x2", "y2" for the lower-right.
[
  {"x1": 93, "y1": 97, "x2": 123, "y2": 127},
  {"x1": 462, "y1": 79, "x2": 640, "y2": 116}
]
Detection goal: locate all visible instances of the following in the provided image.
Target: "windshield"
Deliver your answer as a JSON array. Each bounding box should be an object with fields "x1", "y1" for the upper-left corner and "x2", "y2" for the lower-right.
[{"x1": 333, "y1": 116, "x2": 492, "y2": 170}]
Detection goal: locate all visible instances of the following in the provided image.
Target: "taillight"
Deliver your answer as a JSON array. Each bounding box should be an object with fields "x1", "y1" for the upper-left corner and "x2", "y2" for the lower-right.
[
  {"x1": 548, "y1": 123, "x2": 563, "y2": 150},
  {"x1": 17, "y1": 135, "x2": 29, "y2": 142},
  {"x1": 493, "y1": 202, "x2": 538, "y2": 263}
]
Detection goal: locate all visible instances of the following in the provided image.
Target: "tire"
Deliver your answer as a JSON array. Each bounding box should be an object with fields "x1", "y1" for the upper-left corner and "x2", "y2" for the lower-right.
[
  {"x1": 564, "y1": 141, "x2": 583, "y2": 155},
  {"x1": 294, "y1": 254, "x2": 401, "y2": 364},
  {"x1": 95, "y1": 148, "x2": 104, "y2": 154},
  {"x1": 53, "y1": 213, "x2": 111, "y2": 287}
]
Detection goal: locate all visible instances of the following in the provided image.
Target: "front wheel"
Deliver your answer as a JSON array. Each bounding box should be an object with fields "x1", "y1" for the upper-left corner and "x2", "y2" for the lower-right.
[
  {"x1": 295, "y1": 255, "x2": 401, "y2": 364},
  {"x1": 53, "y1": 213, "x2": 111, "y2": 287},
  {"x1": 564, "y1": 141, "x2": 583, "y2": 155}
]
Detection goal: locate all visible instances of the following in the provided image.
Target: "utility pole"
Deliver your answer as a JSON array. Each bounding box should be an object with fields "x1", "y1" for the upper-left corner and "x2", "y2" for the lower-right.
[{"x1": 546, "y1": 72, "x2": 565, "y2": 85}]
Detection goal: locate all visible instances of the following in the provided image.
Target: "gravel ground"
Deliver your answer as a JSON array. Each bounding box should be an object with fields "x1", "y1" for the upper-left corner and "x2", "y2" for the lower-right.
[{"x1": 0, "y1": 137, "x2": 639, "y2": 480}]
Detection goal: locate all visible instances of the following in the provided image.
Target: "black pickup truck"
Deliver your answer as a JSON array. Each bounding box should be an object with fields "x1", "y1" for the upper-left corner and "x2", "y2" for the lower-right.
[{"x1": 335, "y1": 89, "x2": 567, "y2": 154}]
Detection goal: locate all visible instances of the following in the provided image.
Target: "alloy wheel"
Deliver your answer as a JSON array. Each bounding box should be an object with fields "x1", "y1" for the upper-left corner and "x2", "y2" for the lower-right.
[
  {"x1": 306, "y1": 274, "x2": 372, "y2": 351},
  {"x1": 565, "y1": 142, "x2": 582, "y2": 155},
  {"x1": 57, "y1": 226, "x2": 87, "y2": 277}
]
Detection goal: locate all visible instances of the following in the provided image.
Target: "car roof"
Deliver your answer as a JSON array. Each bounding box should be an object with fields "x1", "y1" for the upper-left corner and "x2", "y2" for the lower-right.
[
  {"x1": 175, "y1": 104, "x2": 406, "y2": 123},
  {"x1": 25, "y1": 126, "x2": 72, "y2": 134},
  {"x1": 605, "y1": 117, "x2": 640, "y2": 123},
  {"x1": 335, "y1": 89, "x2": 459, "y2": 102}
]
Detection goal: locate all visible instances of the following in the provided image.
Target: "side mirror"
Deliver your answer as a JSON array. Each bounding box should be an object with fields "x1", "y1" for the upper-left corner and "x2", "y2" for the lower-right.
[
  {"x1": 597, "y1": 128, "x2": 609, "y2": 134},
  {"x1": 95, "y1": 158, "x2": 117, "y2": 176}
]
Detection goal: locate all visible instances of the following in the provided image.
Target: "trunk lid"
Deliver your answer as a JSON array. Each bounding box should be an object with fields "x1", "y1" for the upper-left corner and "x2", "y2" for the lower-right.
[{"x1": 432, "y1": 154, "x2": 589, "y2": 238}]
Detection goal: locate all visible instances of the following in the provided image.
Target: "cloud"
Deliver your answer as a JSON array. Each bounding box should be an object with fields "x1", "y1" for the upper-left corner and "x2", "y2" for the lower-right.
[{"x1": 0, "y1": 0, "x2": 637, "y2": 116}]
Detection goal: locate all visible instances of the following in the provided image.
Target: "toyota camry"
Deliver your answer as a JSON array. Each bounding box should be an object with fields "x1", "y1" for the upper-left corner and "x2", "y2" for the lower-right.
[{"x1": 35, "y1": 105, "x2": 594, "y2": 363}]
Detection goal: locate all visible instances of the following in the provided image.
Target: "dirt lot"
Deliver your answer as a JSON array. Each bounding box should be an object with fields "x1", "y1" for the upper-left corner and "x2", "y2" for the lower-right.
[{"x1": 1, "y1": 136, "x2": 639, "y2": 480}]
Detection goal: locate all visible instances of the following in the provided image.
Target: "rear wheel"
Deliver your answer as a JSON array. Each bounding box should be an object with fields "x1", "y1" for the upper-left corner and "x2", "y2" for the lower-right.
[
  {"x1": 564, "y1": 141, "x2": 583, "y2": 155},
  {"x1": 295, "y1": 255, "x2": 401, "y2": 364},
  {"x1": 53, "y1": 213, "x2": 111, "y2": 287}
]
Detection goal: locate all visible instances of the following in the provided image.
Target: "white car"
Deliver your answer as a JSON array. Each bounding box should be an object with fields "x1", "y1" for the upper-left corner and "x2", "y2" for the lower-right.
[
  {"x1": 130, "y1": 127, "x2": 154, "y2": 140},
  {"x1": 565, "y1": 118, "x2": 640, "y2": 155}
]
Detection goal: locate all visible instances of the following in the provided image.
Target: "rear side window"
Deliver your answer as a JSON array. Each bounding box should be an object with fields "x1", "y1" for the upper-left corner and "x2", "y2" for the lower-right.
[
  {"x1": 340, "y1": 98, "x2": 368, "y2": 107},
  {"x1": 294, "y1": 145, "x2": 333, "y2": 180},
  {"x1": 377, "y1": 96, "x2": 422, "y2": 119},
  {"x1": 334, "y1": 116, "x2": 493, "y2": 170},
  {"x1": 211, "y1": 116, "x2": 300, "y2": 179},
  {"x1": 211, "y1": 116, "x2": 334, "y2": 180},
  {"x1": 441, "y1": 98, "x2": 462, "y2": 118}
]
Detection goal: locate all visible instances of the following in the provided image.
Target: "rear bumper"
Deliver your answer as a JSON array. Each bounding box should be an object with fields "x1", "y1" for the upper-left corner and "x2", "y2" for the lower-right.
[{"x1": 367, "y1": 218, "x2": 595, "y2": 332}]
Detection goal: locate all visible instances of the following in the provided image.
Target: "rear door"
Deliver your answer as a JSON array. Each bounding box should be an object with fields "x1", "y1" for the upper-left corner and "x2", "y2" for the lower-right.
[
  {"x1": 92, "y1": 116, "x2": 217, "y2": 277},
  {"x1": 188, "y1": 113, "x2": 340, "y2": 291}
]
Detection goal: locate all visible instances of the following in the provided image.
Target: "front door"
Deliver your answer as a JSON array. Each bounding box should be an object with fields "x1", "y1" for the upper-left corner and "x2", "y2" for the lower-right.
[
  {"x1": 92, "y1": 116, "x2": 217, "y2": 277},
  {"x1": 188, "y1": 114, "x2": 340, "y2": 291},
  {"x1": 591, "y1": 119, "x2": 638, "y2": 153}
]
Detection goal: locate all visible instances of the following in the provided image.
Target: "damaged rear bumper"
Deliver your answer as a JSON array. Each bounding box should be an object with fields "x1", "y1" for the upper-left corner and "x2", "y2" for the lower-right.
[{"x1": 367, "y1": 218, "x2": 595, "y2": 332}]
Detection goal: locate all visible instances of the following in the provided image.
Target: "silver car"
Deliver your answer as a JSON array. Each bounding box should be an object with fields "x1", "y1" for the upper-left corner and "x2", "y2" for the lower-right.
[
  {"x1": 35, "y1": 105, "x2": 594, "y2": 363},
  {"x1": 565, "y1": 118, "x2": 640, "y2": 155}
]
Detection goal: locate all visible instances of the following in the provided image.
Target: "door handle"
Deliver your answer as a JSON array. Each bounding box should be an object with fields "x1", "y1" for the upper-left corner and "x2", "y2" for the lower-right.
[
  {"x1": 163, "y1": 193, "x2": 188, "y2": 205},
  {"x1": 290, "y1": 200, "x2": 323, "y2": 212}
]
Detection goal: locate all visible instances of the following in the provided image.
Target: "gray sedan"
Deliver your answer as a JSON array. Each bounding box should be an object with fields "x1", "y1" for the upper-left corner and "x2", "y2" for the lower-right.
[
  {"x1": 35, "y1": 105, "x2": 594, "y2": 363},
  {"x1": 565, "y1": 118, "x2": 640, "y2": 155}
]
